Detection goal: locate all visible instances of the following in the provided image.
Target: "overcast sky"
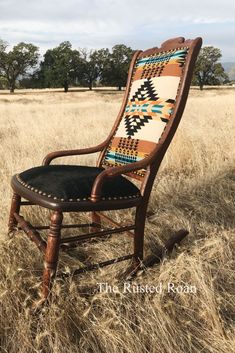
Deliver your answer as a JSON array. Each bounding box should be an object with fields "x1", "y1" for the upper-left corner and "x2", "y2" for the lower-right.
[{"x1": 0, "y1": 0, "x2": 235, "y2": 61}]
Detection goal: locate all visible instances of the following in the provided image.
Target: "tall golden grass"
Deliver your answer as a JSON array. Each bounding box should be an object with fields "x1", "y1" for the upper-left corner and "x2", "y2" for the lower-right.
[{"x1": 0, "y1": 88, "x2": 235, "y2": 353}]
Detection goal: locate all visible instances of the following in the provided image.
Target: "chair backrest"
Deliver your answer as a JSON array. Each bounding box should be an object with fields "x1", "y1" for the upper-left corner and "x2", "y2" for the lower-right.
[{"x1": 99, "y1": 37, "x2": 202, "y2": 180}]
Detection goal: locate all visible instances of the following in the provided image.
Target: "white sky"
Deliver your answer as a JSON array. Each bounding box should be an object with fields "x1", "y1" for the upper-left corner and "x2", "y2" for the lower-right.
[{"x1": 0, "y1": 0, "x2": 235, "y2": 61}]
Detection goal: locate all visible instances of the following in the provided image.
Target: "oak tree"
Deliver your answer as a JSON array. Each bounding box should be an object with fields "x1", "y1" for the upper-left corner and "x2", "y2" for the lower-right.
[
  {"x1": 80, "y1": 48, "x2": 110, "y2": 90},
  {"x1": 192, "y1": 46, "x2": 229, "y2": 90},
  {"x1": 40, "y1": 41, "x2": 83, "y2": 92},
  {"x1": 101, "y1": 44, "x2": 134, "y2": 90},
  {"x1": 0, "y1": 41, "x2": 39, "y2": 93}
]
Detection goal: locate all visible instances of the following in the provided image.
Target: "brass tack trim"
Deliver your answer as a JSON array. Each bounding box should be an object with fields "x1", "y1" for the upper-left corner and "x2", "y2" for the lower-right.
[{"x1": 16, "y1": 174, "x2": 140, "y2": 203}]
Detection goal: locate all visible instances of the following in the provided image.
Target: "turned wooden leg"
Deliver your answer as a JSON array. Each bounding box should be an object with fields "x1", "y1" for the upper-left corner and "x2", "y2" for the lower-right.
[
  {"x1": 42, "y1": 211, "x2": 63, "y2": 300},
  {"x1": 90, "y1": 211, "x2": 102, "y2": 232},
  {"x1": 8, "y1": 192, "x2": 21, "y2": 235}
]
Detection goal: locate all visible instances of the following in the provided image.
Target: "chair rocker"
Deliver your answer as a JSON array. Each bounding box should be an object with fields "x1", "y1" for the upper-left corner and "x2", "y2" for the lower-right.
[{"x1": 8, "y1": 37, "x2": 202, "y2": 300}]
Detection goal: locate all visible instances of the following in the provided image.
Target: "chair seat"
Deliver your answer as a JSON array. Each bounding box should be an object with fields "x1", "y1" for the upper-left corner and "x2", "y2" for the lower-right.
[{"x1": 13, "y1": 165, "x2": 141, "y2": 204}]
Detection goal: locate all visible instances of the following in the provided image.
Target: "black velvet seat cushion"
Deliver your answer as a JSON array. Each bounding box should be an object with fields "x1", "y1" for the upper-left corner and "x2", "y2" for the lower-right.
[{"x1": 17, "y1": 165, "x2": 140, "y2": 202}]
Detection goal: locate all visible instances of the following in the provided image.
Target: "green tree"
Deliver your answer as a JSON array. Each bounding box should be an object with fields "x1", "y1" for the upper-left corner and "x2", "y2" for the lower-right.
[
  {"x1": 192, "y1": 46, "x2": 229, "y2": 90},
  {"x1": 40, "y1": 41, "x2": 83, "y2": 92},
  {"x1": 0, "y1": 41, "x2": 39, "y2": 93},
  {"x1": 101, "y1": 44, "x2": 134, "y2": 90},
  {"x1": 0, "y1": 39, "x2": 8, "y2": 89},
  {"x1": 80, "y1": 48, "x2": 110, "y2": 90}
]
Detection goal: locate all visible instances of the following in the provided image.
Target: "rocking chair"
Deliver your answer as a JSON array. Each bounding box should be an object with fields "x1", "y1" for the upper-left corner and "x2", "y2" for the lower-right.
[{"x1": 8, "y1": 37, "x2": 202, "y2": 300}]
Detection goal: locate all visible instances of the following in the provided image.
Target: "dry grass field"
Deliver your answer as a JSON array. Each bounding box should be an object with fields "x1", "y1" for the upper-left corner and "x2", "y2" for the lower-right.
[{"x1": 0, "y1": 88, "x2": 235, "y2": 353}]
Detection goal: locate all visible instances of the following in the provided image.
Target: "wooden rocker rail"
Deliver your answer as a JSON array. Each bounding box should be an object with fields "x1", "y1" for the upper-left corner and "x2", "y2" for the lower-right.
[{"x1": 61, "y1": 254, "x2": 135, "y2": 278}]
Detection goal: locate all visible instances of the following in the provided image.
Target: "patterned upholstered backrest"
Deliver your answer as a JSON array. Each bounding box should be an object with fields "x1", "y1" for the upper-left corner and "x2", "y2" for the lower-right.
[{"x1": 101, "y1": 38, "x2": 200, "y2": 178}]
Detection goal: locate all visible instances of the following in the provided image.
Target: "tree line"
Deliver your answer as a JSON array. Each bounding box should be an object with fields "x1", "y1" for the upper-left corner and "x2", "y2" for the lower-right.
[{"x1": 0, "y1": 39, "x2": 230, "y2": 93}]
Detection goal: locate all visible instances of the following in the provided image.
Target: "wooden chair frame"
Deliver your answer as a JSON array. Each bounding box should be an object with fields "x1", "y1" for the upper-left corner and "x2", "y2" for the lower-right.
[{"x1": 8, "y1": 37, "x2": 202, "y2": 301}]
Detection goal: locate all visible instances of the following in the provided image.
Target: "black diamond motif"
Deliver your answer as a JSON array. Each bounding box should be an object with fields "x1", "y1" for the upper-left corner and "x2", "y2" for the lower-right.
[
  {"x1": 124, "y1": 115, "x2": 152, "y2": 137},
  {"x1": 130, "y1": 79, "x2": 158, "y2": 102}
]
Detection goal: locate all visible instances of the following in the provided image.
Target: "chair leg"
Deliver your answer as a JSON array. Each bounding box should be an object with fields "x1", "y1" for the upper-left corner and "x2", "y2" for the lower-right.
[
  {"x1": 133, "y1": 203, "x2": 147, "y2": 267},
  {"x1": 90, "y1": 211, "x2": 102, "y2": 232},
  {"x1": 119, "y1": 203, "x2": 147, "y2": 279},
  {"x1": 8, "y1": 192, "x2": 21, "y2": 235},
  {"x1": 42, "y1": 211, "x2": 63, "y2": 300}
]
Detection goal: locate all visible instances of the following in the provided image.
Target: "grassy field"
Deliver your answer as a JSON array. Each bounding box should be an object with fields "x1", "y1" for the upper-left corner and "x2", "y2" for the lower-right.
[{"x1": 0, "y1": 88, "x2": 235, "y2": 353}]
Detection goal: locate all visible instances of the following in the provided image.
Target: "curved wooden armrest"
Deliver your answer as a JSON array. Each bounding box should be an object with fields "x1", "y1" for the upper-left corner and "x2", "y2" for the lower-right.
[
  {"x1": 90, "y1": 140, "x2": 165, "y2": 202},
  {"x1": 90, "y1": 158, "x2": 150, "y2": 202},
  {"x1": 42, "y1": 142, "x2": 107, "y2": 165}
]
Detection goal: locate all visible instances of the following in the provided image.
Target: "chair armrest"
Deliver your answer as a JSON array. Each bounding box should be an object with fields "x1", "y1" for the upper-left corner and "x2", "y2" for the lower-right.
[
  {"x1": 90, "y1": 159, "x2": 150, "y2": 202},
  {"x1": 42, "y1": 143, "x2": 106, "y2": 165},
  {"x1": 90, "y1": 140, "x2": 165, "y2": 201}
]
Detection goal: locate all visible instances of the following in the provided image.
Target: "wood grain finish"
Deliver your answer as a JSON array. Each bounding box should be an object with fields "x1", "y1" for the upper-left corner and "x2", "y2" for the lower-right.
[
  {"x1": 8, "y1": 193, "x2": 21, "y2": 235},
  {"x1": 42, "y1": 211, "x2": 63, "y2": 299}
]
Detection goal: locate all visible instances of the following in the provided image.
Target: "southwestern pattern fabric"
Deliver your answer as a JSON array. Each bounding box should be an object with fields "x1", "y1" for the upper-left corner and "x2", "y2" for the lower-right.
[{"x1": 102, "y1": 47, "x2": 189, "y2": 176}]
